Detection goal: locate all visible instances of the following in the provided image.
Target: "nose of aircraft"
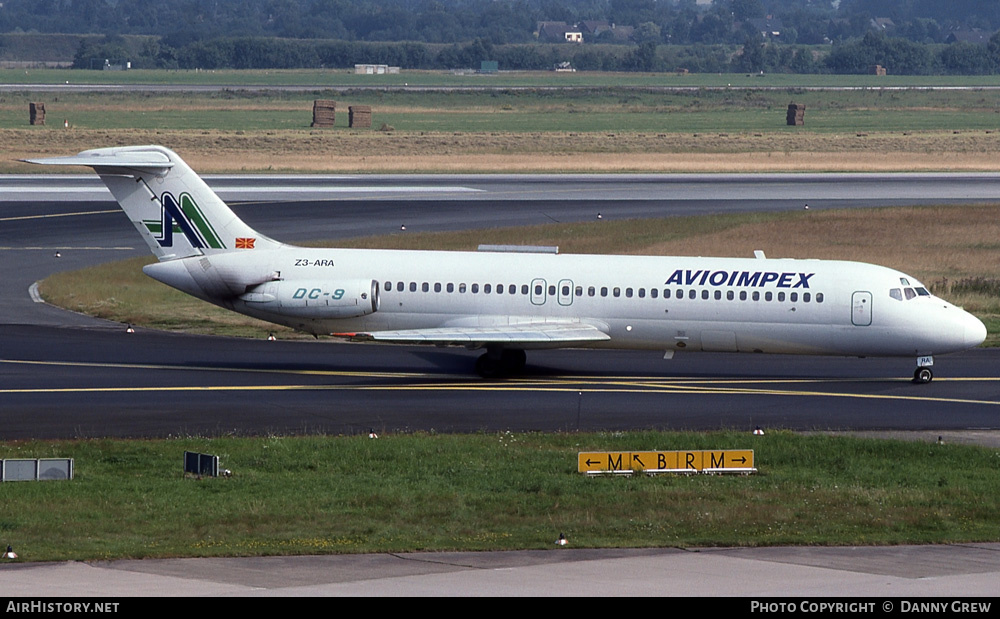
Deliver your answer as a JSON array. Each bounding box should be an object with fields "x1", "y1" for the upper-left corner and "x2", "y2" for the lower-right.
[{"x1": 963, "y1": 311, "x2": 988, "y2": 349}]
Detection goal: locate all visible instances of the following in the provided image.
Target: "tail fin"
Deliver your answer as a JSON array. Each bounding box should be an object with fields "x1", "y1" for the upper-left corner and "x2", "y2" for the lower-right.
[{"x1": 25, "y1": 145, "x2": 282, "y2": 261}]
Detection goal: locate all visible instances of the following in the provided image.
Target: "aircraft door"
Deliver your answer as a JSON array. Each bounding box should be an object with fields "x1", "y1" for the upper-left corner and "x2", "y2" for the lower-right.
[
  {"x1": 852, "y1": 291, "x2": 872, "y2": 326},
  {"x1": 530, "y1": 278, "x2": 547, "y2": 305},
  {"x1": 558, "y1": 279, "x2": 574, "y2": 306}
]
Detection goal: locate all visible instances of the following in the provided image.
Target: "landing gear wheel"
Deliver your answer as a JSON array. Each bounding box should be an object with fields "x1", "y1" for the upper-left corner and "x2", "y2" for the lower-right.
[
  {"x1": 500, "y1": 349, "x2": 526, "y2": 374},
  {"x1": 475, "y1": 354, "x2": 501, "y2": 378},
  {"x1": 475, "y1": 349, "x2": 527, "y2": 378},
  {"x1": 913, "y1": 367, "x2": 933, "y2": 384}
]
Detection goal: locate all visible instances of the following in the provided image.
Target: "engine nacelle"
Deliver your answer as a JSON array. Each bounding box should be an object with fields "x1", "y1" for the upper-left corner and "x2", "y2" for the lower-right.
[{"x1": 240, "y1": 279, "x2": 379, "y2": 319}]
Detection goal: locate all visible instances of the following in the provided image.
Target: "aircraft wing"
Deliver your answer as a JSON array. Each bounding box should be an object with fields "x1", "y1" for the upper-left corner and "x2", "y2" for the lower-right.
[{"x1": 334, "y1": 321, "x2": 610, "y2": 347}]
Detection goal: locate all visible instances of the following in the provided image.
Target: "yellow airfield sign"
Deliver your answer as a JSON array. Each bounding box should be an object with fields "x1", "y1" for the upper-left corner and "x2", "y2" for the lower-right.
[{"x1": 578, "y1": 450, "x2": 755, "y2": 475}]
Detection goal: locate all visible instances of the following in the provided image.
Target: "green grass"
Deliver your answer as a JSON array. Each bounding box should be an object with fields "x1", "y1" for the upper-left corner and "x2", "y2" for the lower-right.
[
  {"x1": 5, "y1": 77, "x2": 1000, "y2": 133},
  {"x1": 1, "y1": 431, "x2": 999, "y2": 561},
  {"x1": 6, "y1": 68, "x2": 1000, "y2": 88}
]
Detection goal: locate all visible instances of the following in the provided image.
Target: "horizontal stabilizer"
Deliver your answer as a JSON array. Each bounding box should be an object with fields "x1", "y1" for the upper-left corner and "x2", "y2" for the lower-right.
[{"x1": 23, "y1": 149, "x2": 174, "y2": 171}]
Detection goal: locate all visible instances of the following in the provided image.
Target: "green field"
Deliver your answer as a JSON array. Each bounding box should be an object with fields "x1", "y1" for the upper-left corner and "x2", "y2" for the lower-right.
[
  {"x1": 6, "y1": 67, "x2": 1000, "y2": 88},
  {"x1": 2, "y1": 431, "x2": 999, "y2": 561},
  {"x1": 4, "y1": 70, "x2": 1000, "y2": 135}
]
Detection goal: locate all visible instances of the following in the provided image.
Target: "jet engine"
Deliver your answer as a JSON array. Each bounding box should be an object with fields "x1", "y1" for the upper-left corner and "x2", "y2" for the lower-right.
[{"x1": 239, "y1": 279, "x2": 379, "y2": 318}]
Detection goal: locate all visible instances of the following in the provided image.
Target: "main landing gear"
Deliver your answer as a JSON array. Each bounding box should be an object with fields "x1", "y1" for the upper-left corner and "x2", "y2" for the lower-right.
[
  {"x1": 475, "y1": 347, "x2": 526, "y2": 378},
  {"x1": 912, "y1": 356, "x2": 934, "y2": 384}
]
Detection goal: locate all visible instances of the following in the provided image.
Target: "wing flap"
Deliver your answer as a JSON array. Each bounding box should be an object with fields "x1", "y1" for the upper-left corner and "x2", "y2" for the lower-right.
[{"x1": 335, "y1": 322, "x2": 610, "y2": 347}]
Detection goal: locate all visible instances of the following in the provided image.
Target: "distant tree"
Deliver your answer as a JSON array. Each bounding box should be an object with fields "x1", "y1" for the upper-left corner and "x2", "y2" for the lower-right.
[
  {"x1": 624, "y1": 41, "x2": 659, "y2": 71},
  {"x1": 732, "y1": 36, "x2": 765, "y2": 73},
  {"x1": 731, "y1": 0, "x2": 765, "y2": 22},
  {"x1": 632, "y1": 22, "x2": 662, "y2": 45},
  {"x1": 72, "y1": 35, "x2": 132, "y2": 69},
  {"x1": 940, "y1": 41, "x2": 994, "y2": 75},
  {"x1": 825, "y1": 31, "x2": 933, "y2": 74}
]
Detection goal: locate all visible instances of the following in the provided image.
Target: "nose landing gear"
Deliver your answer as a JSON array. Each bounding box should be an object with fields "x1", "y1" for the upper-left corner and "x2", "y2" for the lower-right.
[{"x1": 912, "y1": 356, "x2": 934, "y2": 384}]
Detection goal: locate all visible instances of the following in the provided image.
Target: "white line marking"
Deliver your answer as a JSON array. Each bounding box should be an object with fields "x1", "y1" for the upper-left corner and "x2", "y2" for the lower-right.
[{"x1": 28, "y1": 282, "x2": 43, "y2": 303}]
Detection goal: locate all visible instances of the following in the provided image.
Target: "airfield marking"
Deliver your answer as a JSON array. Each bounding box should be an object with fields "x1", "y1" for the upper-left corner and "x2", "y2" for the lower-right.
[
  {"x1": 0, "y1": 209, "x2": 120, "y2": 222},
  {"x1": 2, "y1": 358, "x2": 1000, "y2": 407}
]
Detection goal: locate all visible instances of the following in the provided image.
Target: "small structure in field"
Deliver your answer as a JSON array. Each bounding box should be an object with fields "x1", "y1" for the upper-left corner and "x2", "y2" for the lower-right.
[
  {"x1": 29, "y1": 102, "x2": 45, "y2": 125},
  {"x1": 349, "y1": 105, "x2": 372, "y2": 128},
  {"x1": 787, "y1": 103, "x2": 805, "y2": 126},
  {"x1": 312, "y1": 100, "x2": 336, "y2": 127}
]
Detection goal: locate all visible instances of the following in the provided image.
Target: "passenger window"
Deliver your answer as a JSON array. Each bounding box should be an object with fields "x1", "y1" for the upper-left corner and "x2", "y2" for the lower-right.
[
  {"x1": 575, "y1": 286, "x2": 583, "y2": 297},
  {"x1": 534, "y1": 284, "x2": 542, "y2": 295},
  {"x1": 562, "y1": 285, "x2": 570, "y2": 296},
  {"x1": 496, "y1": 284, "x2": 503, "y2": 294},
  {"x1": 484, "y1": 284, "x2": 492, "y2": 294},
  {"x1": 664, "y1": 289, "x2": 671, "y2": 299},
  {"x1": 459, "y1": 283, "x2": 467, "y2": 293},
  {"x1": 765, "y1": 291, "x2": 772, "y2": 302},
  {"x1": 701, "y1": 290, "x2": 709, "y2": 300},
  {"x1": 384, "y1": 281, "x2": 391, "y2": 292},
  {"x1": 521, "y1": 284, "x2": 529, "y2": 295},
  {"x1": 816, "y1": 293, "x2": 824, "y2": 303},
  {"x1": 601, "y1": 287, "x2": 608, "y2": 297},
  {"x1": 740, "y1": 291, "x2": 747, "y2": 301},
  {"x1": 803, "y1": 293, "x2": 811, "y2": 302},
  {"x1": 625, "y1": 288, "x2": 632, "y2": 298},
  {"x1": 434, "y1": 283, "x2": 441, "y2": 293},
  {"x1": 650, "y1": 289, "x2": 658, "y2": 299},
  {"x1": 727, "y1": 290, "x2": 734, "y2": 301},
  {"x1": 588, "y1": 287, "x2": 596, "y2": 297},
  {"x1": 397, "y1": 282, "x2": 404, "y2": 292},
  {"x1": 777, "y1": 291, "x2": 785, "y2": 302},
  {"x1": 422, "y1": 282, "x2": 429, "y2": 292},
  {"x1": 409, "y1": 282, "x2": 417, "y2": 292},
  {"x1": 613, "y1": 287, "x2": 621, "y2": 298},
  {"x1": 752, "y1": 291, "x2": 760, "y2": 301},
  {"x1": 790, "y1": 292, "x2": 798, "y2": 302},
  {"x1": 714, "y1": 290, "x2": 722, "y2": 300},
  {"x1": 471, "y1": 284, "x2": 479, "y2": 293},
  {"x1": 447, "y1": 283, "x2": 454, "y2": 293}
]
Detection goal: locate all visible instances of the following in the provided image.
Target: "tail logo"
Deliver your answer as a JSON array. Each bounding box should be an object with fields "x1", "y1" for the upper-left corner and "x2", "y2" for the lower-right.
[{"x1": 143, "y1": 192, "x2": 226, "y2": 249}]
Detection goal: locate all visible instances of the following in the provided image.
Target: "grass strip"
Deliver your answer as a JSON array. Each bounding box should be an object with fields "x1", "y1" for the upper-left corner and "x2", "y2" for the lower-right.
[{"x1": 0, "y1": 431, "x2": 998, "y2": 562}]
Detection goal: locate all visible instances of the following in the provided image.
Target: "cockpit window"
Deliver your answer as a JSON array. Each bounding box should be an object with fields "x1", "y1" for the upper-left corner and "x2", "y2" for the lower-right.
[
  {"x1": 904, "y1": 288, "x2": 916, "y2": 300},
  {"x1": 900, "y1": 277, "x2": 910, "y2": 286},
  {"x1": 915, "y1": 287, "x2": 930, "y2": 296},
  {"x1": 889, "y1": 288, "x2": 902, "y2": 301}
]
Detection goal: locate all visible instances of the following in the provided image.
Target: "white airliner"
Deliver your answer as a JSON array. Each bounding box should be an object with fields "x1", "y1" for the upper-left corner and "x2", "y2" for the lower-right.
[{"x1": 27, "y1": 145, "x2": 987, "y2": 381}]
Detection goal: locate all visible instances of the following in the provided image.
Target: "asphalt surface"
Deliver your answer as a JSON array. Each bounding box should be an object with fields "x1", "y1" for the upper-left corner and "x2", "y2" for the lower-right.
[{"x1": 2, "y1": 173, "x2": 999, "y2": 596}]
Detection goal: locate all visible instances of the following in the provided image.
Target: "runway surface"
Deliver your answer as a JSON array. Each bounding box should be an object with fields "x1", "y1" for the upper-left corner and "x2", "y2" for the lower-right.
[
  {"x1": 2, "y1": 172, "x2": 999, "y2": 596},
  {"x1": 4, "y1": 544, "x2": 1000, "y2": 597}
]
